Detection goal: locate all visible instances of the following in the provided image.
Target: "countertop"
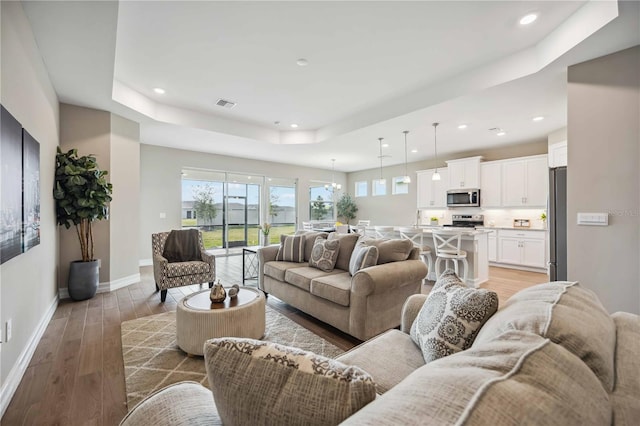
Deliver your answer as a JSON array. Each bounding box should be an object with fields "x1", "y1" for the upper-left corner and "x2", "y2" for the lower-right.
[{"x1": 476, "y1": 226, "x2": 548, "y2": 232}]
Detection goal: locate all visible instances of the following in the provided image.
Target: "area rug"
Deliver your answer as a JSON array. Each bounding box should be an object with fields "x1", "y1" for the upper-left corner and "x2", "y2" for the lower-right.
[{"x1": 121, "y1": 305, "x2": 344, "y2": 409}]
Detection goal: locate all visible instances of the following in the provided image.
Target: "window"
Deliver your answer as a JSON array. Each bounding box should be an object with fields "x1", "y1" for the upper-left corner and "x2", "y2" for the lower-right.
[
  {"x1": 267, "y1": 182, "x2": 297, "y2": 244},
  {"x1": 392, "y1": 176, "x2": 409, "y2": 195},
  {"x1": 309, "y1": 186, "x2": 334, "y2": 220},
  {"x1": 372, "y1": 179, "x2": 387, "y2": 196},
  {"x1": 355, "y1": 181, "x2": 368, "y2": 197}
]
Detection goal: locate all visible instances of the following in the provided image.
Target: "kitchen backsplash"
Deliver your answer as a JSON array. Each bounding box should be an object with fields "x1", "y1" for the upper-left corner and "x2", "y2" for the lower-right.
[{"x1": 418, "y1": 208, "x2": 547, "y2": 229}]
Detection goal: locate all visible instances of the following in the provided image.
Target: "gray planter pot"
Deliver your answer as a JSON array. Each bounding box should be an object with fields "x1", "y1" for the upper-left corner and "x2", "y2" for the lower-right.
[{"x1": 68, "y1": 260, "x2": 99, "y2": 301}]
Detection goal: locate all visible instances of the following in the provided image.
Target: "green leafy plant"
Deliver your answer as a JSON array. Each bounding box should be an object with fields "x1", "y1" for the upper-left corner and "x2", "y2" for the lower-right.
[
  {"x1": 53, "y1": 147, "x2": 113, "y2": 262},
  {"x1": 310, "y1": 195, "x2": 330, "y2": 220},
  {"x1": 192, "y1": 183, "x2": 218, "y2": 225},
  {"x1": 337, "y1": 194, "x2": 358, "y2": 225},
  {"x1": 430, "y1": 216, "x2": 439, "y2": 222},
  {"x1": 540, "y1": 212, "x2": 547, "y2": 221}
]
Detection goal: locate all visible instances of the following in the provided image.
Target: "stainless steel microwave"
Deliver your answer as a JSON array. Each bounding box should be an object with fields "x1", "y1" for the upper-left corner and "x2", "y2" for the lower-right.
[{"x1": 447, "y1": 189, "x2": 480, "y2": 207}]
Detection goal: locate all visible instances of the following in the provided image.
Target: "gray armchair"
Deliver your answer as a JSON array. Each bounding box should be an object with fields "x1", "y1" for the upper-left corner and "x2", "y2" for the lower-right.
[{"x1": 151, "y1": 231, "x2": 216, "y2": 302}]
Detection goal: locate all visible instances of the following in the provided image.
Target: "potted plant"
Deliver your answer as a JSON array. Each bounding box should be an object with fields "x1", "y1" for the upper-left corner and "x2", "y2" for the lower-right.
[
  {"x1": 53, "y1": 147, "x2": 113, "y2": 301},
  {"x1": 259, "y1": 223, "x2": 271, "y2": 246},
  {"x1": 430, "y1": 216, "x2": 439, "y2": 226},
  {"x1": 336, "y1": 194, "x2": 358, "y2": 232}
]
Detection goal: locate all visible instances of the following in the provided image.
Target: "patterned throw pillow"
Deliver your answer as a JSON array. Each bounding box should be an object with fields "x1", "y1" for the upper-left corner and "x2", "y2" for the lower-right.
[
  {"x1": 309, "y1": 237, "x2": 340, "y2": 272},
  {"x1": 276, "y1": 234, "x2": 304, "y2": 262},
  {"x1": 410, "y1": 269, "x2": 499, "y2": 363},
  {"x1": 205, "y1": 338, "x2": 376, "y2": 426},
  {"x1": 348, "y1": 242, "x2": 379, "y2": 275}
]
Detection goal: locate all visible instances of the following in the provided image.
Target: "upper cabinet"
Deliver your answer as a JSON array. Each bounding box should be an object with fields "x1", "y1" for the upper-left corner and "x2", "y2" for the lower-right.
[
  {"x1": 502, "y1": 155, "x2": 548, "y2": 207},
  {"x1": 548, "y1": 141, "x2": 568, "y2": 168},
  {"x1": 480, "y1": 161, "x2": 502, "y2": 207},
  {"x1": 417, "y1": 168, "x2": 449, "y2": 209},
  {"x1": 446, "y1": 156, "x2": 482, "y2": 189}
]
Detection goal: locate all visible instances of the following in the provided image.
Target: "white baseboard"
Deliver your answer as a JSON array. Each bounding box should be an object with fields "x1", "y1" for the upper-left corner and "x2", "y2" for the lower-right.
[
  {"x1": 0, "y1": 295, "x2": 58, "y2": 417},
  {"x1": 489, "y1": 262, "x2": 549, "y2": 274},
  {"x1": 139, "y1": 258, "x2": 152, "y2": 267},
  {"x1": 58, "y1": 273, "x2": 141, "y2": 299}
]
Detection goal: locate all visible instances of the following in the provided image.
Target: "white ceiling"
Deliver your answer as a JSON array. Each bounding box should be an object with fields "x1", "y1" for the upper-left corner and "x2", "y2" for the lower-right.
[{"x1": 22, "y1": 0, "x2": 640, "y2": 172}]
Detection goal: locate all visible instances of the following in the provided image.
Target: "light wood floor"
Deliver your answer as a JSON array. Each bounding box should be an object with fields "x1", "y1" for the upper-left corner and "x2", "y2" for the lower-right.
[{"x1": 2, "y1": 257, "x2": 548, "y2": 425}]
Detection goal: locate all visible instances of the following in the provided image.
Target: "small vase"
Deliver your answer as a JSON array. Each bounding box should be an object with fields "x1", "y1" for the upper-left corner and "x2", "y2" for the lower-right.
[
  {"x1": 261, "y1": 234, "x2": 270, "y2": 246},
  {"x1": 210, "y1": 281, "x2": 226, "y2": 303}
]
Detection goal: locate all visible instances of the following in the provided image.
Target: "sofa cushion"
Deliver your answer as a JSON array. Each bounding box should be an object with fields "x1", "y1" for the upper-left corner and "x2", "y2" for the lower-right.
[
  {"x1": 611, "y1": 312, "x2": 640, "y2": 425},
  {"x1": 309, "y1": 237, "x2": 340, "y2": 272},
  {"x1": 204, "y1": 338, "x2": 376, "y2": 426},
  {"x1": 276, "y1": 234, "x2": 304, "y2": 262},
  {"x1": 359, "y1": 237, "x2": 414, "y2": 264},
  {"x1": 285, "y1": 266, "x2": 343, "y2": 292},
  {"x1": 410, "y1": 269, "x2": 498, "y2": 363},
  {"x1": 348, "y1": 243, "x2": 379, "y2": 276},
  {"x1": 342, "y1": 331, "x2": 611, "y2": 426},
  {"x1": 473, "y1": 281, "x2": 616, "y2": 392},
  {"x1": 264, "y1": 261, "x2": 305, "y2": 282},
  {"x1": 296, "y1": 231, "x2": 329, "y2": 262},
  {"x1": 166, "y1": 261, "x2": 210, "y2": 278},
  {"x1": 328, "y1": 232, "x2": 360, "y2": 271},
  {"x1": 310, "y1": 272, "x2": 352, "y2": 307},
  {"x1": 337, "y1": 329, "x2": 425, "y2": 394}
]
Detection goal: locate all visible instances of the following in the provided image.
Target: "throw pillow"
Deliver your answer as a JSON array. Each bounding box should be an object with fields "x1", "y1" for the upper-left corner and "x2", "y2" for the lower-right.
[
  {"x1": 309, "y1": 237, "x2": 340, "y2": 272},
  {"x1": 276, "y1": 234, "x2": 304, "y2": 263},
  {"x1": 410, "y1": 269, "x2": 499, "y2": 363},
  {"x1": 348, "y1": 242, "x2": 379, "y2": 276},
  {"x1": 205, "y1": 338, "x2": 376, "y2": 426},
  {"x1": 327, "y1": 233, "x2": 360, "y2": 271},
  {"x1": 358, "y1": 236, "x2": 414, "y2": 264}
]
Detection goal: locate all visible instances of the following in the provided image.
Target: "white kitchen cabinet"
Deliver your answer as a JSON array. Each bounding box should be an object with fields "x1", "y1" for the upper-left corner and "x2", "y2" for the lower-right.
[
  {"x1": 548, "y1": 141, "x2": 568, "y2": 168},
  {"x1": 446, "y1": 156, "x2": 482, "y2": 189},
  {"x1": 480, "y1": 162, "x2": 502, "y2": 207},
  {"x1": 417, "y1": 168, "x2": 449, "y2": 209},
  {"x1": 497, "y1": 229, "x2": 546, "y2": 269},
  {"x1": 502, "y1": 155, "x2": 548, "y2": 207}
]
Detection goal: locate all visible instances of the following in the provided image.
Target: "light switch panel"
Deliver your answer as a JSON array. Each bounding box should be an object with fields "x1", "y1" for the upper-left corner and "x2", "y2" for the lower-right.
[
  {"x1": 577, "y1": 212, "x2": 609, "y2": 226},
  {"x1": 159, "y1": 212, "x2": 166, "y2": 219}
]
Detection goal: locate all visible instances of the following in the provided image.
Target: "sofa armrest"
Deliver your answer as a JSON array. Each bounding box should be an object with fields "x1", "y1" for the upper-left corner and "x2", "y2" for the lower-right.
[
  {"x1": 400, "y1": 294, "x2": 428, "y2": 334},
  {"x1": 257, "y1": 245, "x2": 280, "y2": 290},
  {"x1": 352, "y1": 260, "x2": 427, "y2": 297},
  {"x1": 119, "y1": 381, "x2": 221, "y2": 426}
]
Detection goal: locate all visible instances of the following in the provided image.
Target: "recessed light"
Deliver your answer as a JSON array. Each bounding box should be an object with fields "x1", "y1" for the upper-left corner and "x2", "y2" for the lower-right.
[
  {"x1": 290, "y1": 124, "x2": 298, "y2": 128},
  {"x1": 532, "y1": 116, "x2": 545, "y2": 122},
  {"x1": 519, "y1": 13, "x2": 537, "y2": 25},
  {"x1": 458, "y1": 124, "x2": 468, "y2": 129},
  {"x1": 296, "y1": 58, "x2": 309, "y2": 66},
  {"x1": 497, "y1": 131, "x2": 506, "y2": 136},
  {"x1": 382, "y1": 143, "x2": 389, "y2": 148},
  {"x1": 153, "y1": 87, "x2": 165, "y2": 95},
  {"x1": 411, "y1": 149, "x2": 418, "y2": 153}
]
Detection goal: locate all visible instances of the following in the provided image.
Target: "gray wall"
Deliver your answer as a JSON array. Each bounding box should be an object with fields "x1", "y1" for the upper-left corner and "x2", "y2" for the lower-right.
[
  {"x1": 347, "y1": 140, "x2": 548, "y2": 226},
  {"x1": 139, "y1": 144, "x2": 345, "y2": 261},
  {"x1": 0, "y1": 0, "x2": 59, "y2": 390},
  {"x1": 567, "y1": 46, "x2": 640, "y2": 314}
]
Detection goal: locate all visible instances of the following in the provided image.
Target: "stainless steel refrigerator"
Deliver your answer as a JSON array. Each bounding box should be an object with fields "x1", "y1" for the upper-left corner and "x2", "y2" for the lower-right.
[{"x1": 548, "y1": 166, "x2": 567, "y2": 281}]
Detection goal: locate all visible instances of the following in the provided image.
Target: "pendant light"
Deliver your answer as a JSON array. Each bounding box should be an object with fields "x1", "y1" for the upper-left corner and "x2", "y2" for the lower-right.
[
  {"x1": 432, "y1": 123, "x2": 441, "y2": 181},
  {"x1": 377, "y1": 138, "x2": 386, "y2": 185},
  {"x1": 402, "y1": 130, "x2": 411, "y2": 184},
  {"x1": 324, "y1": 159, "x2": 342, "y2": 190}
]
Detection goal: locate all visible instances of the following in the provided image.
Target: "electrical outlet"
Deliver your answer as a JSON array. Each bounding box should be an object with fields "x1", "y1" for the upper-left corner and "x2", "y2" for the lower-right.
[{"x1": 6, "y1": 319, "x2": 12, "y2": 342}]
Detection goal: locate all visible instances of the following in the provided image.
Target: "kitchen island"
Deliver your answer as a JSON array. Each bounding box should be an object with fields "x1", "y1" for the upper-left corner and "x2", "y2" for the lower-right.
[{"x1": 363, "y1": 226, "x2": 490, "y2": 287}]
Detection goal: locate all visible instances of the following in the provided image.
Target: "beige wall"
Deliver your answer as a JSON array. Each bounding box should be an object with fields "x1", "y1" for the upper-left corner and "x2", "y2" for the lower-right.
[
  {"x1": 139, "y1": 144, "x2": 345, "y2": 261},
  {"x1": 347, "y1": 140, "x2": 548, "y2": 225},
  {"x1": 0, "y1": 0, "x2": 59, "y2": 393},
  {"x1": 109, "y1": 114, "x2": 140, "y2": 282},
  {"x1": 567, "y1": 46, "x2": 640, "y2": 314},
  {"x1": 59, "y1": 104, "x2": 112, "y2": 284}
]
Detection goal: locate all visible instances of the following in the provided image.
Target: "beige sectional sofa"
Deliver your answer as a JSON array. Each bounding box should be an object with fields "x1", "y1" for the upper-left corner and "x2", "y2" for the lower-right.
[
  {"x1": 257, "y1": 231, "x2": 429, "y2": 341},
  {"x1": 120, "y1": 280, "x2": 639, "y2": 425}
]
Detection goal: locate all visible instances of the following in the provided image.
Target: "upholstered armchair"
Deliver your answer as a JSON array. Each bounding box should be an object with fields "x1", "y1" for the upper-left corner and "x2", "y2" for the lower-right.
[{"x1": 151, "y1": 231, "x2": 216, "y2": 302}]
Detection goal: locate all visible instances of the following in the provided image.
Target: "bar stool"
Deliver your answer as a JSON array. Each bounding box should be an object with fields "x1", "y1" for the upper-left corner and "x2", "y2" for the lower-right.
[
  {"x1": 398, "y1": 227, "x2": 433, "y2": 280},
  {"x1": 431, "y1": 230, "x2": 468, "y2": 284},
  {"x1": 374, "y1": 226, "x2": 396, "y2": 239}
]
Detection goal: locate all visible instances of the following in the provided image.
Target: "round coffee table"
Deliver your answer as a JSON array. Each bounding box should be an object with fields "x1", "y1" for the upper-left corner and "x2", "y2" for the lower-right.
[{"x1": 176, "y1": 286, "x2": 265, "y2": 356}]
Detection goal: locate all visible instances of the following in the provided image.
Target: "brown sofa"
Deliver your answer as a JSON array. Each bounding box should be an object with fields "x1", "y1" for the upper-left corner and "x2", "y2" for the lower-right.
[{"x1": 258, "y1": 232, "x2": 428, "y2": 341}]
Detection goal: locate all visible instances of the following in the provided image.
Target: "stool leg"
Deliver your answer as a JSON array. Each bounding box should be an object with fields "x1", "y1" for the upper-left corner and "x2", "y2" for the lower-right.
[
  {"x1": 435, "y1": 257, "x2": 442, "y2": 279},
  {"x1": 461, "y1": 258, "x2": 469, "y2": 286},
  {"x1": 453, "y1": 259, "x2": 459, "y2": 276}
]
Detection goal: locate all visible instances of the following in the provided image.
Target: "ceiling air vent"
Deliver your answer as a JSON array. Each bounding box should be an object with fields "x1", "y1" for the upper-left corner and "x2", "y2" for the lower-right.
[{"x1": 215, "y1": 98, "x2": 237, "y2": 109}]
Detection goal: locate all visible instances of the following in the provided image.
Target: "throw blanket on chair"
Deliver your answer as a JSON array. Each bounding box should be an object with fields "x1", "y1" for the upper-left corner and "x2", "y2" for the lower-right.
[{"x1": 163, "y1": 229, "x2": 202, "y2": 263}]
